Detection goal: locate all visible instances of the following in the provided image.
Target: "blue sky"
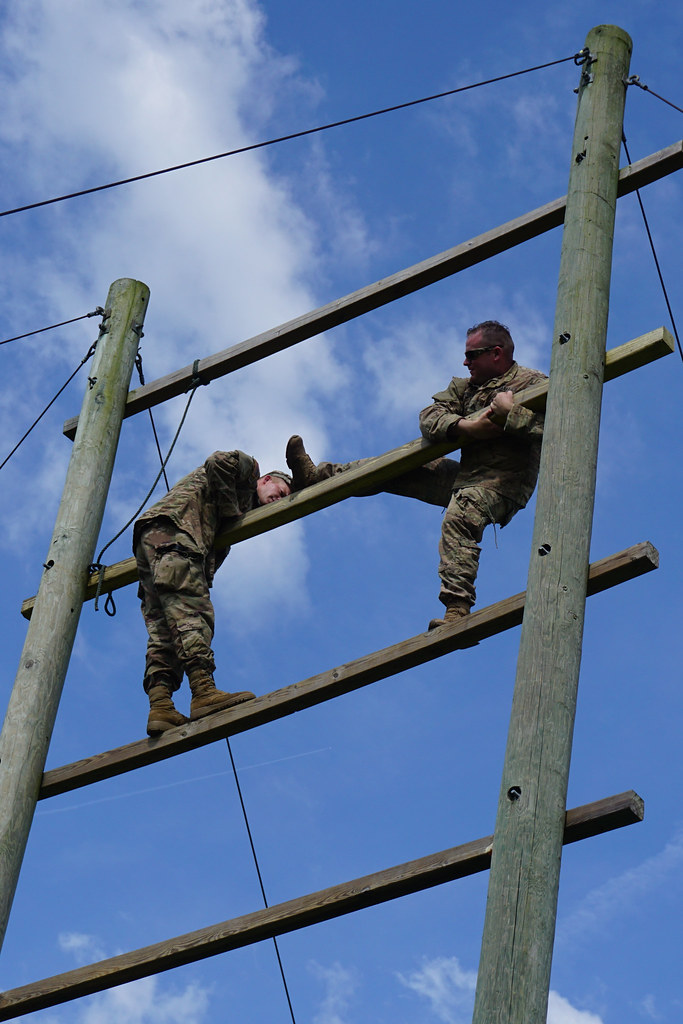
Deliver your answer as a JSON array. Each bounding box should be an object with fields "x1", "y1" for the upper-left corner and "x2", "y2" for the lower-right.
[{"x1": 0, "y1": 2, "x2": 682, "y2": 1022}]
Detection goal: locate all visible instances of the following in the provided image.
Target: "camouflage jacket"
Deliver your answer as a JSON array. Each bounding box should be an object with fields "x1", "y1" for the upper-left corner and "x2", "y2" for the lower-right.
[
  {"x1": 133, "y1": 450, "x2": 260, "y2": 582},
  {"x1": 419, "y1": 362, "x2": 547, "y2": 507}
]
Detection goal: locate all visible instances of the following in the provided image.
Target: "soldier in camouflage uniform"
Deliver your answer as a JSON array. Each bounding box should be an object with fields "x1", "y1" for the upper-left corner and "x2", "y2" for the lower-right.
[
  {"x1": 286, "y1": 321, "x2": 545, "y2": 630},
  {"x1": 285, "y1": 440, "x2": 461, "y2": 508},
  {"x1": 418, "y1": 320, "x2": 546, "y2": 627},
  {"x1": 133, "y1": 450, "x2": 291, "y2": 736}
]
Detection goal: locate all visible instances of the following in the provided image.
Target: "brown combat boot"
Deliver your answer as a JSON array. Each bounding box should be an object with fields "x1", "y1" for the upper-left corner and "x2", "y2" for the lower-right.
[
  {"x1": 146, "y1": 681, "x2": 189, "y2": 736},
  {"x1": 428, "y1": 599, "x2": 471, "y2": 631},
  {"x1": 188, "y1": 669, "x2": 255, "y2": 721},
  {"x1": 286, "y1": 435, "x2": 318, "y2": 491}
]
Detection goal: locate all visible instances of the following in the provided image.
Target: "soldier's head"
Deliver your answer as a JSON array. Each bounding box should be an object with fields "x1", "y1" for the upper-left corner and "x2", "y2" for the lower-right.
[
  {"x1": 256, "y1": 471, "x2": 292, "y2": 505},
  {"x1": 463, "y1": 320, "x2": 515, "y2": 385}
]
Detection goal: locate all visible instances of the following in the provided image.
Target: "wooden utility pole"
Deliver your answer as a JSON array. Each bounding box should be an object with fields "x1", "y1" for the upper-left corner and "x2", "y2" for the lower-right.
[
  {"x1": 0, "y1": 279, "x2": 149, "y2": 953},
  {"x1": 472, "y1": 25, "x2": 632, "y2": 1024}
]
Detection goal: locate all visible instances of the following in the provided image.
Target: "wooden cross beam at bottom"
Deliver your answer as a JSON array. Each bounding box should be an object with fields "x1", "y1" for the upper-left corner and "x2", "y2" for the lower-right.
[
  {"x1": 38, "y1": 541, "x2": 658, "y2": 801},
  {"x1": 0, "y1": 790, "x2": 643, "y2": 1020}
]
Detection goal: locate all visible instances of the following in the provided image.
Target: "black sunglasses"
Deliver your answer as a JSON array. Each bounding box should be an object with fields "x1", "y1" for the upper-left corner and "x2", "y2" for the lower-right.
[{"x1": 464, "y1": 345, "x2": 499, "y2": 362}]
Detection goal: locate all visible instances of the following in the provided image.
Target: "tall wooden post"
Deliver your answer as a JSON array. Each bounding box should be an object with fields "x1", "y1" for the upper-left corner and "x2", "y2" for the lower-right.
[
  {"x1": 472, "y1": 26, "x2": 631, "y2": 1024},
  {"x1": 0, "y1": 279, "x2": 149, "y2": 953}
]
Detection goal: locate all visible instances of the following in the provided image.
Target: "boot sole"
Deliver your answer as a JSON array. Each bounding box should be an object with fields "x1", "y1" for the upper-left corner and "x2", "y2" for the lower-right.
[
  {"x1": 147, "y1": 717, "x2": 189, "y2": 736},
  {"x1": 428, "y1": 614, "x2": 470, "y2": 631},
  {"x1": 190, "y1": 692, "x2": 255, "y2": 721}
]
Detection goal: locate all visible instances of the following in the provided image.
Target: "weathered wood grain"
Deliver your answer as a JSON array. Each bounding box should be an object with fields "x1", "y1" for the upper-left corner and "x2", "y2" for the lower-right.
[
  {"x1": 472, "y1": 27, "x2": 634, "y2": 1024},
  {"x1": 38, "y1": 542, "x2": 657, "y2": 801},
  {"x1": 0, "y1": 281, "x2": 150, "y2": 956},
  {"x1": 0, "y1": 791, "x2": 643, "y2": 1020}
]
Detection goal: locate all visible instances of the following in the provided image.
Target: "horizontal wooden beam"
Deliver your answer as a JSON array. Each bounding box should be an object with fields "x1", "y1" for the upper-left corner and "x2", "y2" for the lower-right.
[
  {"x1": 22, "y1": 328, "x2": 672, "y2": 619},
  {"x1": 38, "y1": 542, "x2": 658, "y2": 800},
  {"x1": 0, "y1": 790, "x2": 643, "y2": 1020},
  {"x1": 62, "y1": 139, "x2": 683, "y2": 441}
]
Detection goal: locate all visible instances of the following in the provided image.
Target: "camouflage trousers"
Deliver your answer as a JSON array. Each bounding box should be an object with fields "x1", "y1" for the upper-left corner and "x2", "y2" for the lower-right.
[
  {"x1": 438, "y1": 486, "x2": 520, "y2": 608},
  {"x1": 135, "y1": 520, "x2": 216, "y2": 693},
  {"x1": 314, "y1": 455, "x2": 460, "y2": 507},
  {"x1": 309, "y1": 457, "x2": 518, "y2": 608}
]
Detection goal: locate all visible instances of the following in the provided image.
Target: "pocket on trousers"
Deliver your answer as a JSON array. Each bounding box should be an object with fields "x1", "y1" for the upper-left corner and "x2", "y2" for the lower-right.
[{"x1": 152, "y1": 546, "x2": 197, "y2": 593}]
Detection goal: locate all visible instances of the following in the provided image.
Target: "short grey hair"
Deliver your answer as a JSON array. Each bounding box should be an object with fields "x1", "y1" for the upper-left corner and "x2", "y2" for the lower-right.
[{"x1": 467, "y1": 320, "x2": 514, "y2": 355}]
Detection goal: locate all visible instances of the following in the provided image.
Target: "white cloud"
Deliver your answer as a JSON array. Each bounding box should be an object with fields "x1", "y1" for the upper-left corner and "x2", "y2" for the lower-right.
[
  {"x1": 0, "y1": 0, "x2": 553, "y2": 624},
  {"x1": 1, "y1": 430, "x2": 71, "y2": 548},
  {"x1": 79, "y1": 976, "x2": 209, "y2": 1024},
  {"x1": 360, "y1": 295, "x2": 551, "y2": 435},
  {"x1": 212, "y1": 518, "x2": 311, "y2": 628},
  {"x1": 299, "y1": 138, "x2": 380, "y2": 273},
  {"x1": 639, "y1": 993, "x2": 663, "y2": 1020},
  {"x1": 361, "y1": 318, "x2": 457, "y2": 427},
  {"x1": 397, "y1": 955, "x2": 605, "y2": 1024},
  {"x1": 547, "y1": 991, "x2": 604, "y2": 1024},
  {"x1": 308, "y1": 960, "x2": 357, "y2": 1024},
  {"x1": 0, "y1": 0, "x2": 343, "y2": 369},
  {"x1": 557, "y1": 826, "x2": 683, "y2": 948},
  {"x1": 53, "y1": 934, "x2": 210, "y2": 1024},
  {"x1": 396, "y1": 955, "x2": 476, "y2": 1024},
  {"x1": 0, "y1": 0, "x2": 354, "y2": 614},
  {"x1": 505, "y1": 92, "x2": 570, "y2": 184},
  {"x1": 58, "y1": 932, "x2": 107, "y2": 966}
]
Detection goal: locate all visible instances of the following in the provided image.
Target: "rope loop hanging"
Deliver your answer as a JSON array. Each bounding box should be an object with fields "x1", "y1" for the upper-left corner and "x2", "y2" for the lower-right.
[{"x1": 91, "y1": 360, "x2": 208, "y2": 612}]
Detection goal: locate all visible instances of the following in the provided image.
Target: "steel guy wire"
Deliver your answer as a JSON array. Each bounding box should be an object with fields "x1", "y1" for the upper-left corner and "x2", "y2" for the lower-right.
[
  {"x1": 0, "y1": 308, "x2": 104, "y2": 346},
  {"x1": 0, "y1": 340, "x2": 98, "y2": 473},
  {"x1": 1, "y1": 50, "x2": 588, "y2": 219},
  {"x1": 626, "y1": 75, "x2": 683, "y2": 116},
  {"x1": 621, "y1": 132, "x2": 682, "y2": 363},
  {"x1": 225, "y1": 737, "x2": 298, "y2": 1024},
  {"x1": 135, "y1": 352, "x2": 170, "y2": 492}
]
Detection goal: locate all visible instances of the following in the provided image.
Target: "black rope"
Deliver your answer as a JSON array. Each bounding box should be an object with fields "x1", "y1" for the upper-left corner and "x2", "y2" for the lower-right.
[
  {"x1": 225, "y1": 738, "x2": 297, "y2": 1024},
  {"x1": 135, "y1": 352, "x2": 170, "y2": 491},
  {"x1": 622, "y1": 133, "x2": 683, "y2": 363},
  {"x1": 0, "y1": 340, "x2": 98, "y2": 472},
  {"x1": 0, "y1": 51, "x2": 587, "y2": 220},
  {"x1": 90, "y1": 369, "x2": 206, "y2": 611},
  {"x1": 0, "y1": 308, "x2": 104, "y2": 346},
  {"x1": 626, "y1": 75, "x2": 683, "y2": 116}
]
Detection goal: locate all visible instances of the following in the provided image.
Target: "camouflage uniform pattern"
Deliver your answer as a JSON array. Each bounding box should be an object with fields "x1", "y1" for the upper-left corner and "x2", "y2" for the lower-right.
[
  {"x1": 133, "y1": 450, "x2": 260, "y2": 692},
  {"x1": 311, "y1": 455, "x2": 460, "y2": 507},
  {"x1": 419, "y1": 362, "x2": 547, "y2": 607}
]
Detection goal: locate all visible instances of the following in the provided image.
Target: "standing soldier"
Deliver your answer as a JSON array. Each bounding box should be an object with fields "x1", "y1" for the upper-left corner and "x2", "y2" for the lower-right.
[
  {"x1": 418, "y1": 320, "x2": 546, "y2": 627},
  {"x1": 133, "y1": 450, "x2": 291, "y2": 735},
  {"x1": 286, "y1": 320, "x2": 546, "y2": 630}
]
